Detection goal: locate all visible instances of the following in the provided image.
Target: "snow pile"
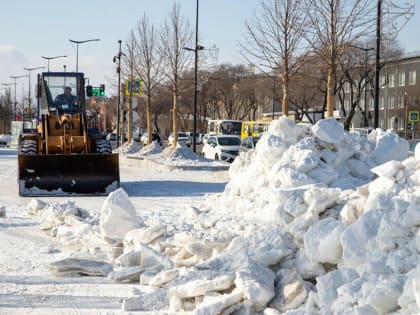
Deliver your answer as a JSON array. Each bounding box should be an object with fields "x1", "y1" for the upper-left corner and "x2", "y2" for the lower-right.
[
  {"x1": 133, "y1": 141, "x2": 162, "y2": 156},
  {"x1": 159, "y1": 141, "x2": 204, "y2": 161},
  {"x1": 114, "y1": 140, "x2": 142, "y2": 154}
]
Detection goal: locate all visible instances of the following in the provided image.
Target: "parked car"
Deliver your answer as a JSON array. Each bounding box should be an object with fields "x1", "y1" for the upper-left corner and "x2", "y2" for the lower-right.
[
  {"x1": 168, "y1": 132, "x2": 191, "y2": 147},
  {"x1": 0, "y1": 134, "x2": 12, "y2": 148},
  {"x1": 186, "y1": 132, "x2": 202, "y2": 144},
  {"x1": 202, "y1": 135, "x2": 241, "y2": 162},
  {"x1": 239, "y1": 135, "x2": 261, "y2": 153},
  {"x1": 141, "y1": 132, "x2": 162, "y2": 146},
  {"x1": 202, "y1": 134, "x2": 210, "y2": 145}
]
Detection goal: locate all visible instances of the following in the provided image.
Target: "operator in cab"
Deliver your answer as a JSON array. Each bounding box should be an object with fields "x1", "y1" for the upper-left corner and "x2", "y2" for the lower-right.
[{"x1": 54, "y1": 86, "x2": 77, "y2": 110}]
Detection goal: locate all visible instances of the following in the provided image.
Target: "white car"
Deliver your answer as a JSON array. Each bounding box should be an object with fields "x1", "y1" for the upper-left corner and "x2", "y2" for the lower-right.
[
  {"x1": 0, "y1": 134, "x2": 12, "y2": 148},
  {"x1": 202, "y1": 135, "x2": 241, "y2": 162},
  {"x1": 186, "y1": 132, "x2": 202, "y2": 145},
  {"x1": 168, "y1": 132, "x2": 191, "y2": 147}
]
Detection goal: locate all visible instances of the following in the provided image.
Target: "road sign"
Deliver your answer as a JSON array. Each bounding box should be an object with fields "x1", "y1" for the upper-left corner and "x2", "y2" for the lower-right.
[
  {"x1": 91, "y1": 87, "x2": 105, "y2": 96},
  {"x1": 125, "y1": 78, "x2": 142, "y2": 96},
  {"x1": 409, "y1": 111, "x2": 419, "y2": 122}
]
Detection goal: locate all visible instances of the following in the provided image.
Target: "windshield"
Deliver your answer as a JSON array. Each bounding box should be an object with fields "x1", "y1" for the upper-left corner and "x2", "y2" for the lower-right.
[
  {"x1": 178, "y1": 133, "x2": 187, "y2": 137},
  {"x1": 220, "y1": 122, "x2": 241, "y2": 135},
  {"x1": 218, "y1": 137, "x2": 240, "y2": 146},
  {"x1": 44, "y1": 76, "x2": 79, "y2": 110}
]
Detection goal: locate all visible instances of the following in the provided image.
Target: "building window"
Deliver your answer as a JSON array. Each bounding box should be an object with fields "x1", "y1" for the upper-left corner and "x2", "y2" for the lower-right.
[
  {"x1": 388, "y1": 74, "x2": 395, "y2": 87},
  {"x1": 379, "y1": 96, "x2": 385, "y2": 109},
  {"x1": 388, "y1": 96, "x2": 395, "y2": 109},
  {"x1": 380, "y1": 75, "x2": 387, "y2": 88},
  {"x1": 344, "y1": 82, "x2": 350, "y2": 93},
  {"x1": 344, "y1": 99, "x2": 350, "y2": 112},
  {"x1": 398, "y1": 72, "x2": 406, "y2": 86},
  {"x1": 379, "y1": 119, "x2": 385, "y2": 129},
  {"x1": 360, "y1": 98, "x2": 365, "y2": 109},
  {"x1": 398, "y1": 117, "x2": 405, "y2": 130},
  {"x1": 369, "y1": 98, "x2": 374, "y2": 110},
  {"x1": 399, "y1": 95, "x2": 405, "y2": 108},
  {"x1": 409, "y1": 71, "x2": 416, "y2": 85},
  {"x1": 388, "y1": 117, "x2": 395, "y2": 130}
]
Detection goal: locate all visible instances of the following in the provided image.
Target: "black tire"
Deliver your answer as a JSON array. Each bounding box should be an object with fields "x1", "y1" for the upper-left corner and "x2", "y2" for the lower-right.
[
  {"x1": 96, "y1": 140, "x2": 112, "y2": 154},
  {"x1": 20, "y1": 140, "x2": 38, "y2": 155},
  {"x1": 215, "y1": 154, "x2": 219, "y2": 160}
]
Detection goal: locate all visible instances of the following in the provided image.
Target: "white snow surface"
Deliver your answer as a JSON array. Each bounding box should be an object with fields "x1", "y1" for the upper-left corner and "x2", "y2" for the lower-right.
[{"x1": 1, "y1": 117, "x2": 419, "y2": 314}]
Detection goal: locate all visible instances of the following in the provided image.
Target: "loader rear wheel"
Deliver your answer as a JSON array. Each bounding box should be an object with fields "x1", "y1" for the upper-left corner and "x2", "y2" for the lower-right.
[
  {"x1": 20, "y1": 140, "x2": 38, "y2": 155},
  {"x1": 96, "y1": 140, "x2": 112, "y2": 154}
]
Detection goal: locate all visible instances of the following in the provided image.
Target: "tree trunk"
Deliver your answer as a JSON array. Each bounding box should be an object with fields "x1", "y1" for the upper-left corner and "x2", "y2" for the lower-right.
[
  {"x1": 127, "y1": 91, "x2": 132, "y2": 143},
  {"x1": 281, "y1": 71, "x2": 289, "y2": 116},
  {"x1": 172, "y1": 91, "x2": 178, "y2": 149},
  {"x1": 326, "y1": 64, "x2": 335, "y2": 118},
  {"x1": 146, "y1": 92, "x2": 152, "y2": 145}
]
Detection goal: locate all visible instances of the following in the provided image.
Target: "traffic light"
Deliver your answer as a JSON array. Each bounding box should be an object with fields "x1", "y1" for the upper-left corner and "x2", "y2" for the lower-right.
[
  {"x1": 86, "y1": 85, "x2": 93, "y2": 97},
  {"x1": 99, "y1": 84, "x2": 105, "y2": 96}
]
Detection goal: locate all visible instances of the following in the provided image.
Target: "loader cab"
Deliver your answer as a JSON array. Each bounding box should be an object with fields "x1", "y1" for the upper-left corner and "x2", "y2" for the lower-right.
[{"x1": 39, "y1": 72, "x2": 86, "y2": 114}]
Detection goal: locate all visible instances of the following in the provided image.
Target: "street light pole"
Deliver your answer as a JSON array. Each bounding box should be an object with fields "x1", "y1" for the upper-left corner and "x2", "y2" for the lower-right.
[
  {"x1": 374, "y1": 0, "x2": 383, "y2": 129},
  {"x1": 183, "y1": 0, "x2": 204, "y2": 153},
  {"x1": 9, "y1": 75, "x2": 28, "y2": 120},
  {"x1": 41, "y1": 55, "x2": 67, "y2": 72},
  {"x1": 23, "y1": 66, "x2": 45, "y2": 112},
  {"x1": 69, "y1": 38, "x2": 100, "y2": 73},
  {"x1": 113, "y1": 40, "x2": 124, "y2": 149}
]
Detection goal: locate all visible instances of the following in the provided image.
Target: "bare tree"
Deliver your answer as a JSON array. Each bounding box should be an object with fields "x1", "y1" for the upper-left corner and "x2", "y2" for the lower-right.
[
  {"x1": 160, "y1": 3, "x2": 193, "y2": 148},
  {"x1": 132, "y1": 14, "x2": 163, "y2": 144},
  {"x1": 304, "y1": 0, "x2": 375, "y2": 118},
  {"x1": 241, "y1": 0, "x2": 307, "y2": 116}
]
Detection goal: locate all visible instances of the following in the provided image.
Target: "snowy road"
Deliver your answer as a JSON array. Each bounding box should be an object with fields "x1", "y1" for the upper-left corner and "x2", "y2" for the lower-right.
[{"x1": 0, "y1": 149, "x2": 227, "y2": 314}]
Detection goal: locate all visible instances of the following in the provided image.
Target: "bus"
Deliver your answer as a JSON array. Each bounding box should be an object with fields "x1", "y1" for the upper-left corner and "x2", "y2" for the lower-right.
[
  {"x1": 207, "y1": 120, "x2": 242, "y2": 136},
  {"x1": 241, "y1": 121, "x2": 270, "y2": 139}
]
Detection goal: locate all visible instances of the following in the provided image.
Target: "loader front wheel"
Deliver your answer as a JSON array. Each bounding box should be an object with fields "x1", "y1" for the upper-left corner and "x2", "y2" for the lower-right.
[
  {"x1": 20, "y1": 140, "x2": 38, "y2": 155},
  {"x1": 96, "y1": 140, "x2": 112, "y2": 154}
]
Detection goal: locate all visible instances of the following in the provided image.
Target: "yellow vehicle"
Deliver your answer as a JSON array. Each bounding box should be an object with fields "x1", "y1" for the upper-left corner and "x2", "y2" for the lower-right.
[{"x1": 241, "y1": 121, "x2": 270, "y2": 139}]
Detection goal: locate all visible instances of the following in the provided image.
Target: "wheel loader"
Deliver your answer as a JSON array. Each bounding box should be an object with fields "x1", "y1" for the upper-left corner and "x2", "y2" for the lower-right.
[{"x1": 18, "y1": 72, "x2": 120, "y2": 196}]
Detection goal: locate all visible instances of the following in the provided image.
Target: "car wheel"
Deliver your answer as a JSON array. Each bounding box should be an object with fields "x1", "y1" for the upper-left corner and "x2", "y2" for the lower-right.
[{"x1": 215, "y1": 154, "x2": 219, "y2": 160}]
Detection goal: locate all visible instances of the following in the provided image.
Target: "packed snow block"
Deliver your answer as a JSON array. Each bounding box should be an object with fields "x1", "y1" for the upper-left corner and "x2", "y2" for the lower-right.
[
  {"x1": 340, "y1": 210, "x2": 382, "y2": 269},
  {"x1": 315, "y1": 269, "x2": 359, "y2": 310},
  {"x1": 169, "y1": 273, "x2": 235, "y2": 298},
  {"x1": 121, "y1": 296, "x2": 143, "y2": 311},
  {"x1": 269, "y1": 268, "x2": 308, "y2": 312},
  {"x1": 193, "y1": 289, "x2": 244, "y2": 315},
  {"x1": 115, "y1": 243, "x2": 173, "y2": 271},
  {"x1": 415, "y1": 279, "x2": 420, "y2": 309},
  {"x1": 304, "y1": 218, "x2": 345, "y2": 264},
  {"x1": 415, "y1": 143, "x2": 420, "y2": 161},
  {"x1": 347, "y1": 159, "x2": 373, "y2": 180},
  {"x1": 401, "y1": 204, "x2": 420, "y2": 227},
  {"x1": 124, "y1": 224, "x2": 166, "y2": 247},
  {"x1": 362, "y1": 276, "x2": 404, "y2": 314},
  {"x1": 370, "y1": 160, "x2": 404, "y2": 179},
  {"x1": 303, "y1": 186, "x2": 341, "y2": 214},
  {"x1": 108, "y1": 266, "x2": 144, "y2": 282},
  {"x1": 270, "y1": 167, "x2": 314, "y2": 189},
  {"x1": 99, "y1": 188, "x2": 144, "y2": 242},
  {"x1": 255, "y1": 134, "x2": 288, "y2": 162},
  {"x1": 268, "y1": 116, "x2": 306, "y2": 145},
  {"x1": 373, "y1": 131, "x2": 409, "y2": 165},
  {"x1": 279, "y1": 138, "x2": 320, "y2": 174},
  {"x1": 149, "y1": 269, "x2": 179, "y2": 287},
  {"x1": 306, "y1": 167, "x2": 338, "y2": 186},
  {"x1": 398, "y1": 266, "x2": 420, "y2": 312},
  {"x1": 341, "y1": 305, "x2": 379, "y2": 315},
  {"x1": 295, "y1": 251, "x2": 326, "y2": 279},
  {"x1": 49, "y1": 258, "x2": 113, "y2": 277},
  {"x1": 39, "y1": 201, "x2": 79, "y2": 230},
  {"x1": 312, "y1": 118, "x2": 344, "y2": 146},
  {"x1": 235, "y1": 261, "x2": 275, "y2": 309},
  {"x1": 26, "y1": 199, "x2": 47, "y2": 215}
]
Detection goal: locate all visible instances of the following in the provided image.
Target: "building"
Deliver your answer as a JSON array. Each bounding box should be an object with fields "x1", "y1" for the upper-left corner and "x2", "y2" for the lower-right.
[{"x1": 341, "y1": 53, "x2": 420, "y2": 139}]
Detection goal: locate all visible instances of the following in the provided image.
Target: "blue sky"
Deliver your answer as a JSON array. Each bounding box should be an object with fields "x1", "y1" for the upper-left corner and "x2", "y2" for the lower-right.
[{"x1": 0, "y1": 0, "x2": 418, "y2": 100}]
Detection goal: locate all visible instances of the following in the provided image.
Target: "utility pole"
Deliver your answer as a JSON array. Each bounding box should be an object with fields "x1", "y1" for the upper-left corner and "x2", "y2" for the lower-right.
[
  {"x1": 41, "y1": 55, "x2": 67, "y2": 72},
  {"x1": 113, "y1": 40, "x2": 124, "y2": 148},
  {"x1": 374, "y1": 0, "x2": 382, "y2": 129}
]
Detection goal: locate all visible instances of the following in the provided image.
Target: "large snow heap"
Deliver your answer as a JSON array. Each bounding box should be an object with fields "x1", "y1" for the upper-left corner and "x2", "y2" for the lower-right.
[{"x1": 26, "y1": 117, "x2": 419, "y2": 314}]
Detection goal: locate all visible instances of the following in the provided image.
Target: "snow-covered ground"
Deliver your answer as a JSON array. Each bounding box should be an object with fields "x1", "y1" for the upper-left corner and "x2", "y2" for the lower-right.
[
  {"x1": 1, "y1": 117, "x2": 419, "y2": 314},
  {"x1": 0, "y1": 148, "x2": 227, "y2": 314}
]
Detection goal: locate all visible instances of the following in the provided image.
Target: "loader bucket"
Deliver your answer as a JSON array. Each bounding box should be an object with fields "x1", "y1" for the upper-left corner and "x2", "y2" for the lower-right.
[{"x1": 18, "y1": 153, "x2": 120, "y2": 196}]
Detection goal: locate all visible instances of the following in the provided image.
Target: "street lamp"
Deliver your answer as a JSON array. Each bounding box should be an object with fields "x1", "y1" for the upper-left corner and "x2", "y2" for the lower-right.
[
  {"x1": 69, "y1": 38, "x2": 100, "y2": 73},
  {"x1": 23, "y1": 66, "x2": 45, "y2": 111},
  {"x1": 113, "y1": 40, "x2": 125, "y2": 149},
  {"x1": 183, "y1": 0, "x2": 203, "y2": 153},
  {"x1": 349, "y1": 45, "x2": 375, "y2": 127},
  {"x1": 10, "y1": 75, "x2": 29, "y2": 120},
  {"x1": 41, "y1": 55, "x2": 67, "y2": 72}
]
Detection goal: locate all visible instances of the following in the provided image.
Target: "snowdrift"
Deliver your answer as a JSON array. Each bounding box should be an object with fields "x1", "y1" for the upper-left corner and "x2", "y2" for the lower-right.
[{"x1": 27, "y1": 117, "x2": 419, "y2": 314}]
